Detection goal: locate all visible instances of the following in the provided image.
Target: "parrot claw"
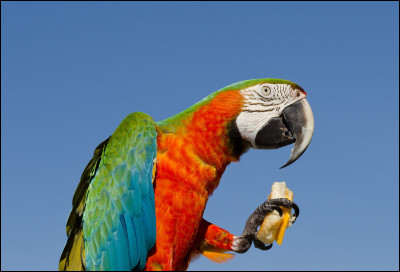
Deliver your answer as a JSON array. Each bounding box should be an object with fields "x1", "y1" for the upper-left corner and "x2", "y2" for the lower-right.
[
  {"x1": 264, "y1": 198, "x2": 300, "y2": 221},
  {"x1": 253, "y1": 238, "x2": 273, "y2": 251},
  {"x1": 235, "y1": 198, "x2": 299, "y2": 252}
]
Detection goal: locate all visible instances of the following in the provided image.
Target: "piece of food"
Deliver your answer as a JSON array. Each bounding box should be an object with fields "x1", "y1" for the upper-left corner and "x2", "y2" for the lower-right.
[{"x1": 256, "y1": 182, "x2": 296, "y2": 245}]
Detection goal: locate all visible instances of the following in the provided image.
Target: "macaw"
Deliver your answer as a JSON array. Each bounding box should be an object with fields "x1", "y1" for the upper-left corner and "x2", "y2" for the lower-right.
[{"x1": 59, "y1": 78, "x2": 314, "y2": 271}]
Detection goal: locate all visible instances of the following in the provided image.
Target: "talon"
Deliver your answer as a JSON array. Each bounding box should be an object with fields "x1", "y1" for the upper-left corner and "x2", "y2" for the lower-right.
[
  {"x1": 253, "y1": 238, "x2": 273, "y2": 251},
  {"x1": 291, "y1": 202, "x2": 299, "y2": 220},
  {"x1": 264, "y1": 198, "x2": 300, "y2": 219}
]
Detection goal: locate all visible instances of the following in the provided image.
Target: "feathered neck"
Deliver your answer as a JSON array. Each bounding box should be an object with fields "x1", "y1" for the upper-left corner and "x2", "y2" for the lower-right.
[{"x1": 156, "y1": 89, "x2": 247, "y2": 169}]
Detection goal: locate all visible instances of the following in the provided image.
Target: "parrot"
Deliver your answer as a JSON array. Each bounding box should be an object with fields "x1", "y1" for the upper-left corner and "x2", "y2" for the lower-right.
[{"x1": 59, "y1": 78, "x2": 314, "y2": 271}]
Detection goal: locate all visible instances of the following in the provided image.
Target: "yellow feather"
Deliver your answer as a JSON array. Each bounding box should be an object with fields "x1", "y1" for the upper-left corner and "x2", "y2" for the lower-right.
[
  {"x1": 59, "y1": 230, "x2": 85, "y2": 271},
  {"x1": 152, "y1": 161, "x2": 157, "y2": 183},
  {"x1": 202, "y1": 250, "x2": 234, "y2": 264}
]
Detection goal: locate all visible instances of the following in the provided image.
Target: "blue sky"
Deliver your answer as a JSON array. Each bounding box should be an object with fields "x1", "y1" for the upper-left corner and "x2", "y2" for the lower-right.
[{"x1": 1, "y1": 2, "x2": 398, "y2": 271}]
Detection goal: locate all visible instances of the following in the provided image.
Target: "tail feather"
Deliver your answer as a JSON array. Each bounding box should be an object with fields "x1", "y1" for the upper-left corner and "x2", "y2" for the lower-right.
[{"x1": 59, "y1": 229, "x2": 85, "y2": 271}]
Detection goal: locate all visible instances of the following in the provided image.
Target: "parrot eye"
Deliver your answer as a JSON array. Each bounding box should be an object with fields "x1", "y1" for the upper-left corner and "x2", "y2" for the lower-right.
[{"x1": 262, "y1": 86, "x2": 271, "y2": 95}]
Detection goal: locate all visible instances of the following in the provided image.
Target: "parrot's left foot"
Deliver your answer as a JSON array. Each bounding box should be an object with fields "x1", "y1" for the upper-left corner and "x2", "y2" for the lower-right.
[
  {"x1": 232, "y1": 234, "x2": 274, "y2": 253},
  {"x1": 232, "y1": 198, "x2": 299, "y2": 253}
]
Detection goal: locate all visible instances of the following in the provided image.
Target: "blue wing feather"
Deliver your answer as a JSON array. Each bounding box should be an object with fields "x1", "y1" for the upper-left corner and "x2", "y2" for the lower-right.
[{"x1": 83, "y1": 112, "x2": 157, "y2": 271}]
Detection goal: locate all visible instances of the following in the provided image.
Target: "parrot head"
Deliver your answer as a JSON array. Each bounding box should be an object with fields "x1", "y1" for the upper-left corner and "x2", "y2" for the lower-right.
[
  {"x1": 228, "y1": 79, "x2": 314, "y2": 168},
  {"x1": 157, "y1": 78, "x2": 314, "y2": 168}
]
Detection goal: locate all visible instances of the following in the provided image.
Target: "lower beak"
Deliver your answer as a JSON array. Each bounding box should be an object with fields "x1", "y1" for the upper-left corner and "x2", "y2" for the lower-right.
[{"x1": 254, "y1": 98, "x2": 314, "y2": 168}]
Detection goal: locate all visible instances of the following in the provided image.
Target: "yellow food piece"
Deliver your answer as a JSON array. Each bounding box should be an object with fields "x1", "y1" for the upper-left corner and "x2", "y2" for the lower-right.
[
  {"x1": 256, "y1": 182, "x2": 294, "y2": 245},
  {"x1": 275, "y1": 188, "x2": 293, "y2": 245}
]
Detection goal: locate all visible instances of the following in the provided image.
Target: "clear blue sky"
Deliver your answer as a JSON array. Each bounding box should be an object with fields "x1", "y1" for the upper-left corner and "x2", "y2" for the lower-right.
[{"x1": 1, "y1": 2, "x2": 399, "y2": 271}]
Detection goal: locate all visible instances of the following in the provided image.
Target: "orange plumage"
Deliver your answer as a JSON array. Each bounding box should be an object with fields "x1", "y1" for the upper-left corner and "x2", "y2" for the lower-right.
[{"x1": 145, "y1": 90, "x2": 244, "y2": 270}]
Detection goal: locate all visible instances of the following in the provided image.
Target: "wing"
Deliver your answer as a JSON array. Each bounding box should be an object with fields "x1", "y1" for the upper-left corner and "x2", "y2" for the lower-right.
[
  {"x1": 59, "y1": 137, "x2": 110, "y2": 271},
  {"x1": 59, "y1": 112, "x2": 157, "y2": 271}
]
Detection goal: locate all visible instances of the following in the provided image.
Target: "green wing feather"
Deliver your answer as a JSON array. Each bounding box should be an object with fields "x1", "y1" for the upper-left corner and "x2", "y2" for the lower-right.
[
  {"x1": 59, "y1": 112, "x2": 158, "y2": 271},
  {"x1": 59, "y1": 138, "x2": 110, "y2": 270}
]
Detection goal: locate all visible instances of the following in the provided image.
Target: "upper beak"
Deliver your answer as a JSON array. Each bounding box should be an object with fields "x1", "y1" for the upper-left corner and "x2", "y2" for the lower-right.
[
  {"x1": 280, "y1": 99, "x2": 314, "y2": 168},
  {"x1": 254, "y1": 98, "x2": 314, "y2": 168}
]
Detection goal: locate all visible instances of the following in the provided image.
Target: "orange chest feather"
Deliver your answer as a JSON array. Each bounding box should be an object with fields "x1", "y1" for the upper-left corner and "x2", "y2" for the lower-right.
[{"x1": 146, "y1": 91, "x2": 243, "y2": 269}]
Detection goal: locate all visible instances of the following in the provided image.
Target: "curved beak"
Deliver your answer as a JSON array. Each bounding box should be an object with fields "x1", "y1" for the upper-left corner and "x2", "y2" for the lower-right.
[
  {"x1": 254, "y1": 98, "x2": 314, "y2": 168},
  {"x1": 280, "y1": 99, "x2": 314, "y2": 168}
]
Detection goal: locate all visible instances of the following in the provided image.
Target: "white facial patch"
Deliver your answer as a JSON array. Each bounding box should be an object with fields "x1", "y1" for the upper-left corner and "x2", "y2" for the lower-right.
[
  {"x1": 236, "y1": 111, "x2": 277, "y2": 147},
  {"x1": 235, "y1": 83, "x2": 305, "y2": 148}
]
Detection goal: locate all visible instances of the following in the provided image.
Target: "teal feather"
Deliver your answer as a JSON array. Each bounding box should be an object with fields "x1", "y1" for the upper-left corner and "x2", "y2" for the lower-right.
[
  {"x1": 115, "y1": 221, "x2": 130, "y2": 270},
  {"x1": 132, "y1": 215, "x2": 147, "y2": 269},
  {"x1": 82, "y1": 112, "x2": 157, "y2": 271},
  {"x1": 141, "y1": 193, "x2": 156, "y2": 248},
  {"x1": 107, "y1": 238, "x2": 118, "y2": 270},
  {"x1": 123, "y1": 214, "x2": 139, "y2": 268}
]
